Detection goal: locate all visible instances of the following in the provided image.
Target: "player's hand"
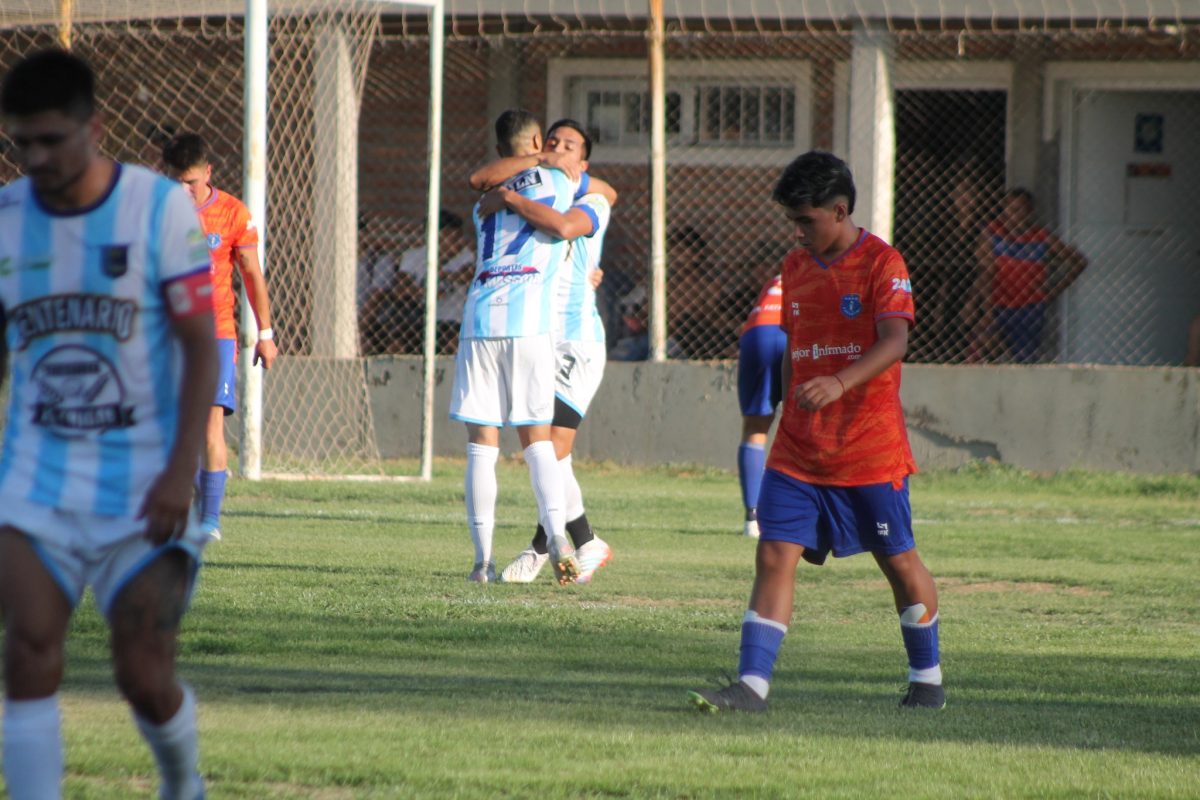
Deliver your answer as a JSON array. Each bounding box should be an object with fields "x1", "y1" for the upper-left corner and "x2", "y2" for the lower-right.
[
  {"x1": 589, "y1": 268, "x2": 604, "y2": 289},
  {"x1": 540, "y1": 151, "x2": 582, "y2": 183},
  {"x1": 138, "y1": 465, "x2": 195, "y2": 545},
  {"x1": 254, "y1": 338, "x2": 278, "y2": 369},
  {"x1": 477, "y1": 188, "x2": 507, "y2": 217},
  {"x1": 793, "y1": 374, "x2": 845, "y2": 411}
]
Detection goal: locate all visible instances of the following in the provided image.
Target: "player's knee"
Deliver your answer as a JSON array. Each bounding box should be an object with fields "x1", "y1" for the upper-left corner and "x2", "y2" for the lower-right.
[
  {"x1": 5, "y1": 629, "x2": 66, "y2": 694},
  {"x1": 754, "y1": 540, "x2": 802, "y2": 576}
]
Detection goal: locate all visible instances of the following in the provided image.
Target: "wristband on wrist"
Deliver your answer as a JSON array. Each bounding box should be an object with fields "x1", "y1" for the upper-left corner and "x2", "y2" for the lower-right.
[
  {"x1": 833, "y1": 374, "x2": 846, "y2": 394},
  {"x1": 258, "y1": 328, "x2": 274, "y2": 341}
]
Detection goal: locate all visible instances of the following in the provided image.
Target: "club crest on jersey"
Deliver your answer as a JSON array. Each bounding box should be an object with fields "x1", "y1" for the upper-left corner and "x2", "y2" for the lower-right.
[
  {"x1": 206, "y1": 232, "x2": 222, "y2": 250},
  {"x1": 840, "y1": 294, "x2": 862, "y2": 319},
  {"x1": 30, "y1": 345, "x2": 134, "y2": 437},
  {"x1": 100, "y1": 245, "x2": 129, "y2": 278}
]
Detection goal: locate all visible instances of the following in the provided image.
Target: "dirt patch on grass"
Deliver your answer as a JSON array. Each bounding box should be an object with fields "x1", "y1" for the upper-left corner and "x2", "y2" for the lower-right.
[{"x1": 938, "y1": 577, "x2": 1107, "y2": 597}]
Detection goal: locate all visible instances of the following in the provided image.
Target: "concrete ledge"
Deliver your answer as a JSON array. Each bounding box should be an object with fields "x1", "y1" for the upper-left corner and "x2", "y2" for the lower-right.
[{"x1": 358, "y1": 356, "x2": 1200, "y2": 475}]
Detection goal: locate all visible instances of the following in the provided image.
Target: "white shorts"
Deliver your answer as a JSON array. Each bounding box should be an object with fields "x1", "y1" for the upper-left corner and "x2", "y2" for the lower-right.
[
  {"x1": 449, "y1": 334, "x2": 556, "y2": 427},
  {"x1": 554, "y1": 339, "x2": 607, "y2": 418},
  {"x1": 0, "y1": 499, "x2": 208, "y2": 619}
]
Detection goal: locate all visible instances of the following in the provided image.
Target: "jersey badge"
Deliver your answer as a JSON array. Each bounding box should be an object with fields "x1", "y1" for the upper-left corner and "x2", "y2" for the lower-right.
[
  {"x1": 101, "y1": 245, "x2": 129, "y2": 278},
  {"x1": 206, "y1": 232, "x2": 222, "y2": 250},
  {"x1": 840, "y1": 294, "x2": 862, "y2": 319}
]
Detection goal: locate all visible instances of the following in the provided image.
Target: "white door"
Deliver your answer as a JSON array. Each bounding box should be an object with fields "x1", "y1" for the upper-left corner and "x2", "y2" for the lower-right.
[{"x1": 1064, "y1": 90, "x2": 1200, "y2": 364}]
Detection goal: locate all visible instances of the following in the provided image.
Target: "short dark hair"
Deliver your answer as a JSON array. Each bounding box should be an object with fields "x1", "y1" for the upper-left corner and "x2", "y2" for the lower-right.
[
  {"x1": 772, "y1": 151, "x2": 856, "y2": 214},
  {"x1": 494, "y1": 109, "x2": 540, "y2": 157},
  {"x1": 546, "y1": 118, "x2": 592, "y2": 160},
  {"x1": 161, "y1": 132, "x2": 210, "y2": 171},
  {"x1": 0, "y1": 49, "x2": 96, "y2": 120},
  {"x1": 1004, "y1": 187, "x2": 1034, "y2": 206},
  {"x1": 438, "y1": 209, "x2": 463, "y2": 231}
]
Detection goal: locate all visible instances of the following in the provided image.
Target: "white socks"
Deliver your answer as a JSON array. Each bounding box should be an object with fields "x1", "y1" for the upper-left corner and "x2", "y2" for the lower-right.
[
  {"x1": 3, "y1": 695, "x2": 63, "y2": 800},
  {"x1": 134, "y1": 683, "x2": 203, "y2": 800},
  {"x1": 560, "y1": 454, "x2": 585, "y2": 521},
  {"x1": 465, "y1": 443, "x2": 500, "y2": 564},
  {"x1": 525, "y1": 440, "x2": 566, "y2": 545}
]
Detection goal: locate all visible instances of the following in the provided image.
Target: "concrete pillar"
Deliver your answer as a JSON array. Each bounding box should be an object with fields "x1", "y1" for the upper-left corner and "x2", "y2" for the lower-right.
[
  {"x1": 847, "y1": 22, "x2": 896, "y2": 243},
  {"x1": 311, "y1": 20, "x2": 359, "y2": 358}
]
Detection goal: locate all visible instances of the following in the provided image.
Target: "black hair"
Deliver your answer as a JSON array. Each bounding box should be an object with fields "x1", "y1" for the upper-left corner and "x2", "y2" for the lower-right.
[
  {"x1": 438, "y1": 209, "x2": 463, "y2": 231},
  {"x1": 546, "y1": 118, "x2": 592, "y2": 160},
  {"x1": 1003, "y1": 187, "x2": 1034, "y2": 206},
  {"x1": 772, "y1": 151, "x2": 856, "y2": 214},
  {"x1": 161, "y1": 132, "x2": 210, "y2": 171},
  {"x1": 494, "y1": 109, "x2": 540, "y2": 157},
  {"x1": 0, "y1": 49, "x2": 96, "y2": 120}
]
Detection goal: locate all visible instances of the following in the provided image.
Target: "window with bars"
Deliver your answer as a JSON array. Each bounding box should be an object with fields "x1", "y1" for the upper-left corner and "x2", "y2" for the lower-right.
[{"x1": 553, "y1": 61, "x2": 810, "y2": 163}]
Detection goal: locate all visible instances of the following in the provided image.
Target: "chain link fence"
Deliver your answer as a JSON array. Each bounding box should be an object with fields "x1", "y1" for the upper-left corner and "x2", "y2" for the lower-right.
[
  {"x1": 0, "y1": 3, "x2": 1197, "y2": 474},
  {"x1": 360, "y1": 11, "x2": 1199, "y2": 366}
]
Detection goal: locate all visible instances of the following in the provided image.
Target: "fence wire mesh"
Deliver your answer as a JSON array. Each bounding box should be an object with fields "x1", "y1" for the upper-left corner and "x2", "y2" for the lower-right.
[{"x1": 0, "y1": 3, "x2": 1198, "y2": 475}]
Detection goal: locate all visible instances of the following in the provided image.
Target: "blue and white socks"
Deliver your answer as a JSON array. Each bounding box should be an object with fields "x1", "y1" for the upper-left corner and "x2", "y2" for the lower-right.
[
  {"x1": 197, "y1": 469, "x2": 227, "y2": 530},
  {"x1": 899, "y1": 603, "x2": 942, "y2": 685},
  {"x1": 737, "y1": 442, "x2": 766, "y2": 518},
  {"x1": 3, "y1": 695, "x2": 63, "y2": 799},
  {"x1": 134, "y1": 683, "x2": 203, "y2": 800},
  {"x1": 738, "y1": 610, "x2": 788, "y2": 700}
]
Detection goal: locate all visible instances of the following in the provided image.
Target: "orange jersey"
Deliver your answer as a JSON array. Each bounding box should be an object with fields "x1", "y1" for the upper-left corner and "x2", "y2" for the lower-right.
[
  {"x1": 196, "y1": 187, "x2": 258, "y2": 339},
  {"x1": 984, "y1": 220, "x2": 1051, "y2": 308},
  {"x1": 741, "y1": 274, "x2": 783, "y2": 335},
  {"x1": 767, "y1": 230, "x2": 917, "y2": 487}
]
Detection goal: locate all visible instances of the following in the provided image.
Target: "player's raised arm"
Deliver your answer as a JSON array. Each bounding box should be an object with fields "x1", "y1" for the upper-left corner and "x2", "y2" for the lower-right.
[
  {"x1": 469, "y1": 150, "x2": 582, "y2": 191},
  {"x1": 484, "y1": 187, "x2": 598, "y2": 241}
]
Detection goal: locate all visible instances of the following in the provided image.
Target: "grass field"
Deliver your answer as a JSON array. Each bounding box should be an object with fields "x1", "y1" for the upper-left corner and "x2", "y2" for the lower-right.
[{"x1": 49, "y1": 460, "x2": 1200, "y2": 798}]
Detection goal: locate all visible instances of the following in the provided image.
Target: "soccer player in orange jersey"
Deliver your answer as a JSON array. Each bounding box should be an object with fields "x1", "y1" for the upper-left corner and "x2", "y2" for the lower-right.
[
  {"x1": 161, "y1": 133, "x2": 278, "y2": 539},
  {"x1": 690, "y1": 151, "x2": 944, "y2": 713}
]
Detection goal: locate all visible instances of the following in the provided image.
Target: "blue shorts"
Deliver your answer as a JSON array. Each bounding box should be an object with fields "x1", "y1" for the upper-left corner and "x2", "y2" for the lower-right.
[
  {"x1": 757, "y1": 468, "x2": 915, "y2": 565},
  {"x1": 993, "y1": 303, "x2": 1045, "y2": 363},
  {"x1": 214, "y1": 338, "x2": 237, "y2": 415},
  {"x1": 737, "y1": 325, "x2": 787, "y2": 417}
]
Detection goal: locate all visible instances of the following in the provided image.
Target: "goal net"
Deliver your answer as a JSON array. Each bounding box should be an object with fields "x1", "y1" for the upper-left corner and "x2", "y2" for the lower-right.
[{"x1": 0, "y1": 0, "x2": 436, "y2": 479}]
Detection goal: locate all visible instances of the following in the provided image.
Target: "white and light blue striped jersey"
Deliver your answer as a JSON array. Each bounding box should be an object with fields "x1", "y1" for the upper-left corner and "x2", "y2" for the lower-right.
[
  {"x1": 0, "y1": 164, "x2": 210, "y2": 518},
  {"x1": 462, "y1": 167, "x2": 587, "y2": 339},
  {"x1": 557, "y1": 193, "x2": 610, "y2": 344}
]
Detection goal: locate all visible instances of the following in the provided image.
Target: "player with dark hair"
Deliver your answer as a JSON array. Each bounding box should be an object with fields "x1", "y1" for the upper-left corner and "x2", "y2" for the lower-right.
[
  {"x1": 450, "y1": 109, "x2": 593, "y2": 584},
  {"x1": 736, "y1": 273, "x2": 786, "y2": 539},
  {"x1": 690, "y1": 151, "x2": 945, "y2": 713},
  {"x1": 473, "y1": 118, "x2": 617, "y2": 584},
  {"x1": 161, "y1": 131, "x2": 277, "y2": 540},
  {"x1": 0, "y1": 49, "x2": 217, "y2": 798}
]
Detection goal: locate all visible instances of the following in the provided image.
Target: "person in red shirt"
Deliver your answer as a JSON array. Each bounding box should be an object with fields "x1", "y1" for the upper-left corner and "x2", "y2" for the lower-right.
[
  {"x1": 690, "y1": 151, "x2": 944, "y2": 713},
  {"x1": 735, "y1": 274, "x2": 786, "y2": 539},
  {"x1": 161, "y1": 133, "x2": 278, "y2": 539},
  {"x1": 967, "y1": 188, "x2": 1087, "y2": 363}
]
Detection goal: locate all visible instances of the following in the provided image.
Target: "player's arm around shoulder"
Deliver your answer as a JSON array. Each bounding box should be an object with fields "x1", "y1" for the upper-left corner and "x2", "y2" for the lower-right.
[
  {"x1": 469, "y1": 151, "x2": 581, "y2": 191},
  {"x1": 487, "y1": 188, "x2": 597, "y2": 241}
]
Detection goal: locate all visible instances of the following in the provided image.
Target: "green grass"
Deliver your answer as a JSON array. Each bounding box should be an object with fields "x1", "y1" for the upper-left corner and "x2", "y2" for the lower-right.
[{"x1": 50, "y1": 460, "x2": 1200, "y2": 798}]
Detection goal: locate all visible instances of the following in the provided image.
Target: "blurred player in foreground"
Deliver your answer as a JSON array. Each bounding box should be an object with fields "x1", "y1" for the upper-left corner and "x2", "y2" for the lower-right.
[
  {"x1": 450, "y1": 109, "x2": 590, "y2": 584},
  {"x1": 0, "y1": 49, "x2": 217, "y2": 798},
  {"x1": 161, "y1": 132, "x2": 277, "y2": 540},
  {"x1": 689, "y1": 151, "x2": 945, "y2": 713},
  {"x1": 735, "y1": 273, "x2": 786, "y2": 539},
  {"x1": 472, "y1": 119, "x2": 617, "y2": 585}
]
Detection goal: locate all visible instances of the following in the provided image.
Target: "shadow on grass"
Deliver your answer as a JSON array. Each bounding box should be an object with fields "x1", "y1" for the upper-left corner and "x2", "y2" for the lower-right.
[{"x1": 60, "y1": 612, "x2": 1198, "y2": 758}]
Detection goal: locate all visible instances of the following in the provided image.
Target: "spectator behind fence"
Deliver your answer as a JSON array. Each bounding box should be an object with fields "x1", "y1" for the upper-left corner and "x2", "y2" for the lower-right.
[
  {"x1": 359, "y1": 209, "x2": 473, "y2": 354},
  {"x1": 911, "y1": 169, "x2": 989, "y2": 362},
  {"x1": 668, "y1": 225, "x2": 738, "y2": 359},
  {"x1": 1185, "y1": 314, "x2": 1200, "y2": 367},
  {"x1": 966, "y1": 188, "x2": 1088, "y2": 363}
]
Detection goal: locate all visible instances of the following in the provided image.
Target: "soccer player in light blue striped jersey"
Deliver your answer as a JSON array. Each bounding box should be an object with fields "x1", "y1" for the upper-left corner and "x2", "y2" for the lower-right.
[
  {"x1": 0, "y1": 50, "x2": 218, "y2": 799},
  {"x1": 450, "y1": 109, "x2": 591, "y2": 585},
  {"x1": 472, "y1": 120, "x2": 617, "y2": 585}
]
